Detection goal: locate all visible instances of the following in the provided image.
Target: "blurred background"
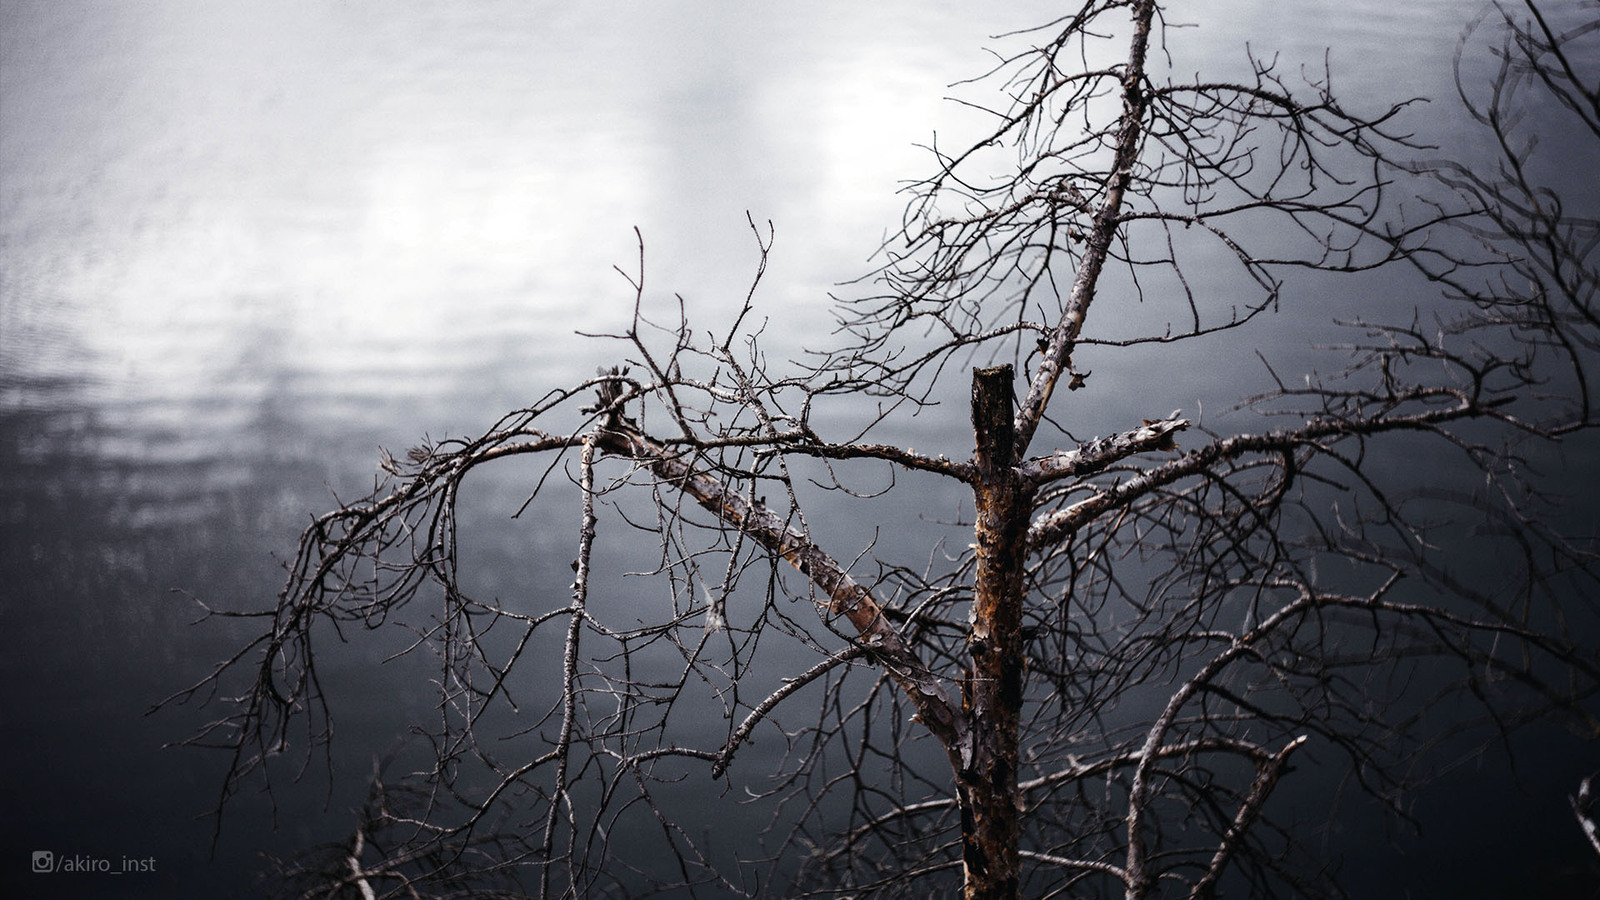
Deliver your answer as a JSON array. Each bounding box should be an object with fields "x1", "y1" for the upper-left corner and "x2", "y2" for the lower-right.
[{"x1": 1, "y1": 1, "x2": 1593, "y2": 896}]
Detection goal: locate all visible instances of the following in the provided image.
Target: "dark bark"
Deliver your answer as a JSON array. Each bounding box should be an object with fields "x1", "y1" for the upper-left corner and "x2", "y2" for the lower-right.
[{"x1": 959, "y1": 365, "x2": 1034, "y2": 900}]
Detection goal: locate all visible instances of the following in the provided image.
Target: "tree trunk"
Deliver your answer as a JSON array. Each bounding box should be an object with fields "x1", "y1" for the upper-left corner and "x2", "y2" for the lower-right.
[{"x1": 960, "y1": 365, "x2": 1033, "y2": 900}]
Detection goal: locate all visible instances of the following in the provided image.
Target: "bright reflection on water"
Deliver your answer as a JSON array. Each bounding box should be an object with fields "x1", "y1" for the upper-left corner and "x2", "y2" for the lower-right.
[
  {"x1": 2, "y1": 3, "x2": 1031, "y2": 433},
  {"x1": 1, "y1": 1, "x2": 1587, "y2": 897}
]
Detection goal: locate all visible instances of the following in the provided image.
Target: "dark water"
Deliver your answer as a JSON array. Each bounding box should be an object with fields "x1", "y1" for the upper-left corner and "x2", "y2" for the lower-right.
[{"x1": 2, "y1": 1, "x2": 1596, "y2": 896}]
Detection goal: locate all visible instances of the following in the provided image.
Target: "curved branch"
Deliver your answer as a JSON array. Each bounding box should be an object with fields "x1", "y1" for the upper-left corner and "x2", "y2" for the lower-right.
[{"x1": 1026, "y1": 392, "x2": 1489, "y2": 550}]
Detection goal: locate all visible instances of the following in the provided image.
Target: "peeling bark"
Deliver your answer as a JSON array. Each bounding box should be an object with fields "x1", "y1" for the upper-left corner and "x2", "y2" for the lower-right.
[{"x1": 959, "y1": 365, "x2": 1034, "y2": 900}]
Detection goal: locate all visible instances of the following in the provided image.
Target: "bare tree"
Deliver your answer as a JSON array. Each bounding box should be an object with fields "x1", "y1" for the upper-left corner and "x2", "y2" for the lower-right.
[
  {"x1": 165, "y1": 2, "x2": 1600, "y2": 898},
  {"x1": 1428, "y1": 1, "x2": 1600, "y2": 879}
]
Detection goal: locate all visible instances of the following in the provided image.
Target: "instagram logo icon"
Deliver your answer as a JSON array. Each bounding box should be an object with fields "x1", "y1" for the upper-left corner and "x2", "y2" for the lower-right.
[{"x1": 32, "y1": 851, "x2": 54, "y2": 873}]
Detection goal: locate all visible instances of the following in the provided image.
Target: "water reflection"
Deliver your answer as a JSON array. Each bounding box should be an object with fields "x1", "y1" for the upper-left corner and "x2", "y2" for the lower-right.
[{"x1": 2, "y1": 1, "x2": 1593, "y2": 896}]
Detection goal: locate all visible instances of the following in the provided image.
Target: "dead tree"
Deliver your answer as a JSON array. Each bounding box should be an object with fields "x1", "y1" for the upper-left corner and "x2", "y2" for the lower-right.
[{"x1": 165, "y1": 2, "x2": 1600, "y2": 898}]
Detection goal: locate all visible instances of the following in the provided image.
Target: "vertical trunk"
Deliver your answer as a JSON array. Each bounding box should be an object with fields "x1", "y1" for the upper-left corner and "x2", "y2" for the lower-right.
[{"x1": 960, "y1": 365, "x2": 1033, "y2": 900}]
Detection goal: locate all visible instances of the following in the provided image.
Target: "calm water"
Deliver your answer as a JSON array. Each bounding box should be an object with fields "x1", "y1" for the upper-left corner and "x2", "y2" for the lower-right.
[{"x1": 2, "y1": 2, "x2": 1594, "y2": 897}]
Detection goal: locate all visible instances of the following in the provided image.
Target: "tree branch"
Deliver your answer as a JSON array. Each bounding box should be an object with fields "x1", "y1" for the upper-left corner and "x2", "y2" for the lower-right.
[{"x1": 595, "y1": 422, "x2": 967, "y2": 752}]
